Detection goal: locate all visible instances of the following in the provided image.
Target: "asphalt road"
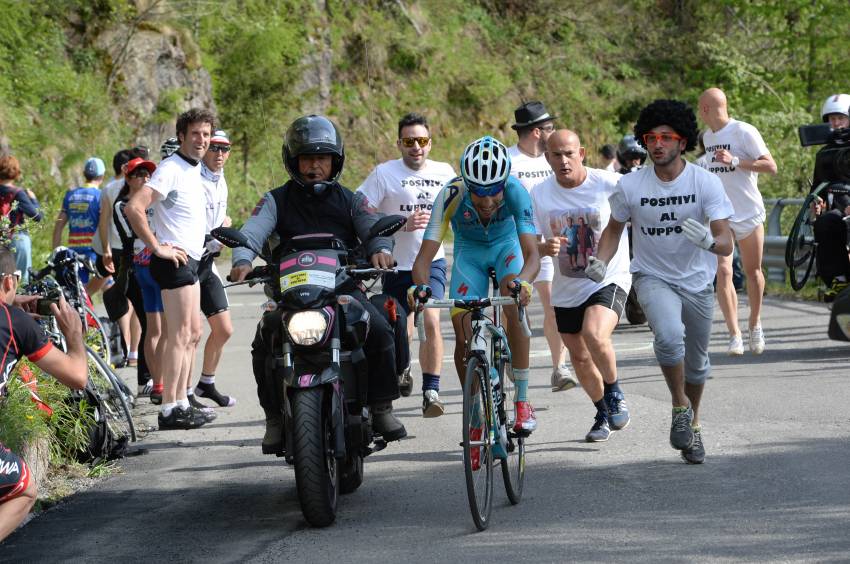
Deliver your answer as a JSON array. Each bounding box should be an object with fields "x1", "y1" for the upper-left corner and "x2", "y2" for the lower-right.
[{"x1": 3, "y1": 281, "x2": 850, "y2": 563}]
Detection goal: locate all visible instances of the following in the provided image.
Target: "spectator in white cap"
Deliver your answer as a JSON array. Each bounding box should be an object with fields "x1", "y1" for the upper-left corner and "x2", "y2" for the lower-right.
[{"x1": 188, "y1": 129, "x2": 237, "y2": 409}]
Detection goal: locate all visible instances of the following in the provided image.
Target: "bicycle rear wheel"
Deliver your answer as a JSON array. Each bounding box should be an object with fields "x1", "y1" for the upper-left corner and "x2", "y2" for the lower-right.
[
  {"x1": 785, "y1": 196, "x2": 817, "y2": 291},
  {"x1": 498, "y1": 358, "x2": 525, "y2": 504},
  {"x1": 87, "y1": 349, "x2": 136, "y2": 442},
  {"x1": 462, "y1": 355, "x2": 494, "y2": 531}
]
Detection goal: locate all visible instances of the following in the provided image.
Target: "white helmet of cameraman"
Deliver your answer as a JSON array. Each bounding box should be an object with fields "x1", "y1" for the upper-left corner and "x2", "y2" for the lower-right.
[{"x1": 821, "y1": 94, "x2": 850, "y2": 129}]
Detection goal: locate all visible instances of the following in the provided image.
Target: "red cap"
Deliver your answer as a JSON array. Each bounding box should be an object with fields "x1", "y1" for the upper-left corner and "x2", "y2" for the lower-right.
[{"x1": 126, "y1": 158, "x2": 156, "y2": 175}]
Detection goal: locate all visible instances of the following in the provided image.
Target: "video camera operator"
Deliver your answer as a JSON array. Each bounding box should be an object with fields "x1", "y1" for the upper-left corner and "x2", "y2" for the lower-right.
[
  {"x1": 0, "y1": 245, "x2": 87, "y2": 541},
  {"x1": 810, "y1": 94, "x2": 850, "y2": 298}
]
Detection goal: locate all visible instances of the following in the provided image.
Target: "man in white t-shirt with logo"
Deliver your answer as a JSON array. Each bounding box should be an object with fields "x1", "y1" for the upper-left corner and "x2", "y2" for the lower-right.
[
  {"x1": 588, "y1": 99, "x2": 734, "y2": 464},
  {"x1": 126, "y1": 108, "x2": 216, "y2": 431},
  {"x1": 699, "y1": 88, "x2": 777, "y2": 356},
  {"x1": 357, "y1": 113, "x2": 456, "y2": 417},
  {"x1": 532, "y1": 129, "x2": 632, "y2": 443},
  {"x1": 508, "y1": 100, "x2": 576, "y2": 393}
]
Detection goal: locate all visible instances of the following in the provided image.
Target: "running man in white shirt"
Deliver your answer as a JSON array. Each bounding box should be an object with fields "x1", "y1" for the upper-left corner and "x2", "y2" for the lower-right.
[
  {"x1": 699, "y1": 88, "x2": 777, "y2": 355},
  {"x1": 588, "y1": 99, "x2": 734, "y2": 464},
  {"x1": 357, "y1": 113, "x2": 456, "y2": 417},
  {"x1": 508, "y1": 100, "x2": 576, "y2": 392},
  {"x1": 532, "y1": 130, "x2": 632, "y2": 442}
]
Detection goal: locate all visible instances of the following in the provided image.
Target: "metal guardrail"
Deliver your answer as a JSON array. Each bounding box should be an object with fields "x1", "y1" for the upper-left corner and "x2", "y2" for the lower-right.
[{"x1": 764, "y1": 197, "x2": 804, "y2": 283}]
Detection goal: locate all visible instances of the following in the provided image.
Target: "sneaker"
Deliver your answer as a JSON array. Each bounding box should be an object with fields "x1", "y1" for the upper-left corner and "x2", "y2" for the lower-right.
[
  {"x1": 749, "y1": 326, "x2": 765, "y2": 355},
  {"x1": 194, "y1": 382, "x2": 237, "y2": 407},
  {"x1": 150, "y1": 391, "x2": 162, "y2": 405},
  {"x1": 188, "y1": 396, "x2": 217, "y2": 422},
  {"x1": 585, "y1": 411, "x2": 611, "y2": 442},
  {"x1": 551, "y1": 364, "x2": 578, "y2": 392},
  {"x1": 158, "y1": 406, "x2": 206, "y2": 430},
  {"x1": 605, "y1": 390, "x2": 630, "y2": 431},
  {"x1": 370, "y1": 401, "x2": 407, "y2": 442},
  {"x1": 422, "y1": 389, "x2": 444, "y2": 418},
  {"x1": 513, "y1": 400, "x2": 537, "y2": 433},
  {"x1": 681, "y1": 427, "x2": 705, "y2": 464},
  {"x1": 398, "y1": 366, "x2": 413, "y2": 398},
  {"x1": 138, "y1": 379, "x2": 153, "y2": 397},
  {"x1": 823, "y1": 279, "x2": 849, "y2": 303},
  {"x1": 670, "y1": 406, "x2": 694, "y2": 450},
  {"x1": 468, "y1": 426, "x2": 483, "y2": 471},
  {"x1": 727, "y1": 334, "x2": 744, "y2": 356}
]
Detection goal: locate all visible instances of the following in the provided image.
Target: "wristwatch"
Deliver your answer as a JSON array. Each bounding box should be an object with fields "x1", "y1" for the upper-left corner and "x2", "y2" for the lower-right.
[{"x1": 730, "y1": 156, "x2": 740, "y2": 168}]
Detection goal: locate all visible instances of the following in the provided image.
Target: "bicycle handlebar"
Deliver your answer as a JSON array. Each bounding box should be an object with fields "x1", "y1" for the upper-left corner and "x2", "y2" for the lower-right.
[{"x1": 415, "y1": 295, "x2": 531, "y2": 342}]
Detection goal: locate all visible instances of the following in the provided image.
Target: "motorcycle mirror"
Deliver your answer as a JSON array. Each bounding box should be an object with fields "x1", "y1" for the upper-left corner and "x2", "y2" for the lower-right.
[{"x1": 369, "y1": 215, "x2": 407, "y2": 239}]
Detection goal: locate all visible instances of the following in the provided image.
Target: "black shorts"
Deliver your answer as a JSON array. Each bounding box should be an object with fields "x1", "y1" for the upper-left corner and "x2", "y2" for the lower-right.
[
  {"x1": 198, "y1": 256, "x2": 229, "y2": 317},
  {"x1": 94, "y1": 251, "x2": 128, "y2": 278},
  {"x1": 149, "y1": 254, "x2": 200, "y2": 290},
  {"x1": 0, "y1": 443, "x2": 30, "y2": 503},
  {"x1": 554, "y1": 283, "x2": 627, "y2": 334}
]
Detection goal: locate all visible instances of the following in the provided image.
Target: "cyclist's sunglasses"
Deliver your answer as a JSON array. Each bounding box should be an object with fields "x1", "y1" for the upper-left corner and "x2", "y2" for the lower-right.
[
  {"x1": 399, "y1": 137, "x2": 430, "y2": 148},
  {"x1": 208, "y1": 145, "x2": 231, "y2": 153},
  {"x1": 468, "y1": 181, "x2": 506, "y2": 198},
  {"x1": 642, "y1": 132, "x2": 683, "y2": 145}
]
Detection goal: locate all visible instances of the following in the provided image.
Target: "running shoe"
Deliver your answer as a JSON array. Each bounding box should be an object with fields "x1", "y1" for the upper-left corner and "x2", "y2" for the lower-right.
[
  {"x1": 670, "y1": 406, "x2": 694, "y2": 450},
  {"x1": 749, "y1": 325, "x2": 765, "y2": 355},
  {"x1": 605, "y1": 390, "x2": 630, "y2": 431},
  {"x1": 551, "y1": 364, "x2": 578, "y2": 392},
  {"x1": 422, "y1": 389, "x2": 444, "y2": 418},
  {"x1": 585, "y1": 411, "x2": 611, "y2": 442},
  {"x1": 727, "y1": 334, "x2": 744, "y2": 356},
  {"x1": 681, "y1": 427, "x2": 705, "y2": 464}
]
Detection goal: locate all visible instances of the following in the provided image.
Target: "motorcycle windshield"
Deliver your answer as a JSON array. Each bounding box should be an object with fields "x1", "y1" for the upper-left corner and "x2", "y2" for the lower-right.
[{"x1": 279, "y1": 250, "x2": 340, "y2": 307}]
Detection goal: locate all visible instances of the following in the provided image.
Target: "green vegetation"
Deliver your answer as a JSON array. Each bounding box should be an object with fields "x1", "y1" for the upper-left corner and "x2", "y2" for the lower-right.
[{"x1": 0, "y1": 0, "x2": 848, "y2": 262}]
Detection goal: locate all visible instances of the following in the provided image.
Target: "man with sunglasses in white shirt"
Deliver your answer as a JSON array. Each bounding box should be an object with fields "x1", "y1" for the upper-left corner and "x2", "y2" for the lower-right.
[{"x1": 357, "y1": 113, "x2": 456, "y2": 417}]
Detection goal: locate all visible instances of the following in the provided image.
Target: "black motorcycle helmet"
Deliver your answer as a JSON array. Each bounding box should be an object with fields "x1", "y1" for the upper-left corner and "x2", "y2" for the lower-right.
[
  {"x1": 617, "y1": 134, "x2": 647, "y2": 165},
  {"x1": 282, "y1": 115, "x2": 345, "y2": 196}
]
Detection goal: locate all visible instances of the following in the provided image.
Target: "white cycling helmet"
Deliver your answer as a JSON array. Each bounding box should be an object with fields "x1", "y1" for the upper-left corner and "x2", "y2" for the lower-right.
[
  {"x1": 460, "y1": 136, "x2": 511, "y2": 196},
  {"x1": 821, "y1": 94, "x2": 850, "y2": 121}
]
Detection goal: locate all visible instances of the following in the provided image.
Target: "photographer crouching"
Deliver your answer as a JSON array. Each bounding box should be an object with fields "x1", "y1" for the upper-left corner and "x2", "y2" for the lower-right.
[{"x1": 810, "y1": 94, "x2": 850, "y2": 300}]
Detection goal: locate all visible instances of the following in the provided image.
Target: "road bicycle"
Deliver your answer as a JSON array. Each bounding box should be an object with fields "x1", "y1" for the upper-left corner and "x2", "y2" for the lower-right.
[{"x1": 415, "y1": 270, "x2": 531, "y2": 530}]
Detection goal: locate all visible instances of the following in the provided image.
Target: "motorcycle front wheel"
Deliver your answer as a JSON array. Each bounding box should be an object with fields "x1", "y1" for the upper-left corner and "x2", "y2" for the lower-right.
[{"x1": 292, "y1": 387, "x2": 338, "y2": 527}]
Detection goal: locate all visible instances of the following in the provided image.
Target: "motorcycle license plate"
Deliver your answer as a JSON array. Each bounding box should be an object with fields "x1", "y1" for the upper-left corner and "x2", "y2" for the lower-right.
[{"x1": 280, "y1": 269, "x2": 335, "y2": 291}]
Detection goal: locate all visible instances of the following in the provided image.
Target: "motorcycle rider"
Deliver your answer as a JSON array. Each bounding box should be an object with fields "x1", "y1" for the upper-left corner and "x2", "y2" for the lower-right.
[{"x1": 229, "y1": 115, "x2": 407, "y2": 454}]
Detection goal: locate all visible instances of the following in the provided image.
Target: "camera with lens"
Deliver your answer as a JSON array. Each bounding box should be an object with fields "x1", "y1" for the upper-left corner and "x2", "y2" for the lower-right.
[
  {"x1": 799, "y1": 125, "x2": 850, "y2": 202},
  {"x1": 36, "y1": 287, "x2": 63, "y2": 316}
]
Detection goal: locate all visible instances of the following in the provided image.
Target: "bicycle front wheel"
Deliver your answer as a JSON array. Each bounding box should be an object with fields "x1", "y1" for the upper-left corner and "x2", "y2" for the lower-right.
[
  {"x1": 85, "y1": 305, "x2": 112, "y2": 364},
  {"x1": 462, "y1": 354, "x2": 494, "y2": 531},
  {"x1": 498, "y1": 358, "x2": 525, "y2": 505},
  {"x1": 87, "y1": 349, "x2": 136, "y2": 442}
]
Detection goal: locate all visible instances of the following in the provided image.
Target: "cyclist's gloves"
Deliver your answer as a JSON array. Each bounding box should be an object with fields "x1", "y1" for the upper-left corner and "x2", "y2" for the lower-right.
[
  {"x1": 510, "y1": 278, "x2": 533, "y2": 300},
  {"x1": 407, "y1": 284, "x2": 432, "y2": 309},
  {"x1": 682, "y1": 218, "x2": 716, "y2": 251},
  {"x1": 585, "y1": 256, "x2": 607, "y2": 282}
]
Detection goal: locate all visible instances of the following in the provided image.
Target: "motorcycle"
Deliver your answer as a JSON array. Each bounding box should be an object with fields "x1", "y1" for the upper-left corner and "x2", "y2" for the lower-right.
[{"x1": 212, "y1": 215, "x2": 406, "y2": 527}]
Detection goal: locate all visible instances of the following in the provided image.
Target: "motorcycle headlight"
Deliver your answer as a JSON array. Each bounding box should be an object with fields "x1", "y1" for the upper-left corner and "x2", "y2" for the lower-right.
[{"x1": 286, "y1": 310, "x2": 329, "y2": 346}]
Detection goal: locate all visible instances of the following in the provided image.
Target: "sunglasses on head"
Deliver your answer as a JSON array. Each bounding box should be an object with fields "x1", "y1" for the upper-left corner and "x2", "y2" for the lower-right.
[
  {"x1": 209, "y1": 145, "x2": 231, "y2": 153},
  {"x1": 642, "y1": 132, "x2": 683, "y2": 146},
  {"x1": 400, "y1": 137, "x2": 430, "y2": 148}
]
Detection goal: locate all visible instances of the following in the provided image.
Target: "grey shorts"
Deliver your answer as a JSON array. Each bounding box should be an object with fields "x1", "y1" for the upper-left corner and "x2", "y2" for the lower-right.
[{"x1": 633, "y1": 273, "x2": 715, "y2": 385}]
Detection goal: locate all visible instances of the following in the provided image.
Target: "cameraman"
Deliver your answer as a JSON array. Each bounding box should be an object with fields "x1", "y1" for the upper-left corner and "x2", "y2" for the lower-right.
[
  {"x1": 812, "y1": 94, "x2": 850, "y2": 298},
  {"x1": 0, "y1": 246, "x2": 87, "y2": 541}
]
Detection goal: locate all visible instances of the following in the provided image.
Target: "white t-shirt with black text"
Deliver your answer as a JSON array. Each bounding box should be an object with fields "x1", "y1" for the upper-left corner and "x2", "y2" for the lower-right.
[
  {"x1": 356, "y1": 158, "x2": 456, "y2": 271},
  {"x1": 531, "y1": 168, "x2": 631, "y2": 307},
  {"x1": 609, "y1": 162, "x2": 734, "y2": 293},
  {"x1": 146, "y1": 154, "x2": 207, "y2": 261},
  {"x1": 702, "y1": 118, "x2": 770, "y2": 222},
  {"x1": 507, "y1": 145, "x2": 553, "y2": 191}
]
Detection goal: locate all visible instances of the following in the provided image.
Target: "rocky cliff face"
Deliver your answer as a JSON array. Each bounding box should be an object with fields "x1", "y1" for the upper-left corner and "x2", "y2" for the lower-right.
[{"x1": 97, "y1": 24, "x2": 215, "y2": 151}]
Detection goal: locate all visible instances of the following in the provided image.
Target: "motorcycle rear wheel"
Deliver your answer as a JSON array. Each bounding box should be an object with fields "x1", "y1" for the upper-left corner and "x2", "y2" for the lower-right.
[{"x1": 292, "y1": 387, "x2": 338, "y2": 527}]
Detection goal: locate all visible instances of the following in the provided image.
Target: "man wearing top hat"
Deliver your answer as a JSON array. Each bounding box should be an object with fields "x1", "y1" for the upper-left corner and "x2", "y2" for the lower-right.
[{"x1": 508, "y1": 101, "x2": 576, "y2": 393}]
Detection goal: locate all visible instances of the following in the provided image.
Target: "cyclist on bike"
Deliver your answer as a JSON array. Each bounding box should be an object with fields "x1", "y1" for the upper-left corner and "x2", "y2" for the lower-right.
[{"x1": 410, "y1": 136, "x2": 540, "y2": 434}]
